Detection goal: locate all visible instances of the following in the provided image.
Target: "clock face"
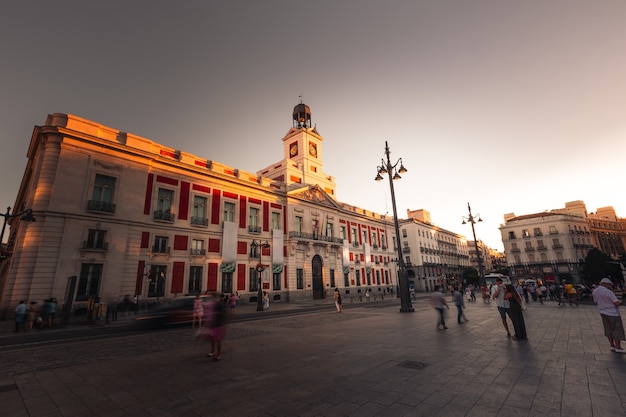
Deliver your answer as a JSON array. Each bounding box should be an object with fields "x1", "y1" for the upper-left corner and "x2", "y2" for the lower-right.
[
  {"x1": 289, "y1": 142, "x2": 298, "y2": 157},
  {"x1": 309, "y1": 143, "x2": 317, "y2": 157}
]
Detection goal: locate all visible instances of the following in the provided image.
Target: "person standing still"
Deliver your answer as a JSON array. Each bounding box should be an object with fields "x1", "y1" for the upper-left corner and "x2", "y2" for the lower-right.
[
  {"x1": 333, "y1": 288, "x2": 342, "y2": 313},
  {"x1": 492, "y1": 278, "x2": 512, "y2": 338},
  {"x1": 593, "y1": 278, "x2": 625, "y2": 353},
  {"x1": 192, "y1": 294, "x2": 204, "y2": 328},
  {"x1": 431, "y1": 285, "x2": 449, "y2": 330},
  {"x1": 14, "y1": 300, "x2": 27, "y2": 332}
]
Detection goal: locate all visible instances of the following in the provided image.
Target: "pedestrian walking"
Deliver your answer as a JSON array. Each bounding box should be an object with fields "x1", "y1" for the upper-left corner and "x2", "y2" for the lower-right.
[
  {"x1": 592, "y1": 278, "x2": 625, "y2": 353},
  {"x1": 431, "y1": 286, "x2": 449, "y2": 330},
  {"x1": 27, "y1": 301, "x2": 38, "y2": 330},
  {"x1": 564, "y1": 282, "x2": 578, "y2": 306},
  {"x1": 504, "y1": 284, "x2": 527, "y2": 340},
  {"x1": 453, "y1": 286, "x2": 468, "y2": 324},
  {"x1": 202, "y1": 292, "x2": 227, "y2": 361},
  {"x1": 492, "y1": 277, "x2": 512, "y2": 338},
  {"x1": 43, "y1": 298, "x2": 57, "y2": 327},
  {"x1": 333, "y1": 288, "x2": 342, "y2": 313}
]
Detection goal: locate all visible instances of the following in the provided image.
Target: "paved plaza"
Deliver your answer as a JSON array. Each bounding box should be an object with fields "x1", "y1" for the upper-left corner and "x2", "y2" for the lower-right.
[{"x1": 1, "y1": 295, "x2": 625, "y2": 417}]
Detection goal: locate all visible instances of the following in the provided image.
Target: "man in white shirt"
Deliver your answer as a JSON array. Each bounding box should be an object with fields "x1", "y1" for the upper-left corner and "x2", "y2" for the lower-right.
[{"x1": 593, "y1": 278, "x2": 625, "y2": 353}]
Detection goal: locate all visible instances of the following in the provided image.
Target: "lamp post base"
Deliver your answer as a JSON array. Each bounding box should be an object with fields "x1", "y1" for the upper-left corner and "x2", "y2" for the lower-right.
[{"x1": 399, "y1": 307, "x2": 415, "y2": 313}]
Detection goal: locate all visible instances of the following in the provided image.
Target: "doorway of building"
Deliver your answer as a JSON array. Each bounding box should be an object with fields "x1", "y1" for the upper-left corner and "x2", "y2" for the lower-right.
[{"x1": 312, "y1": 255, "x2": 324, "y2": 299}]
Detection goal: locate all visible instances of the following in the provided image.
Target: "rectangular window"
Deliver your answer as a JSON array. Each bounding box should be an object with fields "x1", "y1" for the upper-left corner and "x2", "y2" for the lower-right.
[
  {"x1": 249, "y1": 207, "x2": 260, "y2": 233},
  {"x1": 522, "y1": 229, "x2": 530, "y2": 238},
  {"x1": 221, "y1": 272, "x2": 233, "y2": 294},
  {"x1": 384, "y1": 270, "x2": 389, "y2": 285},
  {"x1": 76, "y1": 263, "x2": 102, "y2": 301},
  {"x1": 533, "y1": 227, "x2": 543, "y2": 236},
  {"x1": 362, "y1": 230, "x2": 368, "y2": 244},
  {"x1": 296, "y1": 268, "x2": 304, "y2": 289},
  {"x1": 272, "y1": 273, "x2": 281, "y2": 291},
  {"x1": 326, "y1": 222, "x2": 333, "y2": 237},
  {"x1": 402, "y1": 229, "x2": 407, "y2": 238},
  {"x1": 155, "y1": 188, "x2": 174, "y2": 221},
  {"x1": 549, "y1": 226, "x2": 558, "y2": 235},
  {"x1": 508, "y1": 231, "x2": 517, "y2": 240},
  {"x1": 192, "y1": 196, "x2": 208, "y2": 226},
  {"x1": 148, "y1": 265, "x2": 166, "y2": 297},
  {"x1": 329, "y1": 269, "x2": 336, "y2": 287},
  {"x1": 153, "y1": 236, "x2": 169, "y2": 253},
  {"x1": 381, "y1": 234, "x2": 386, "y2": 249},
  {"x1": 351, "y1": 228, "x2": 358, "y2": 244},
  {"x1": 89, "y1": 174, "x2": 116, "y2": 212},
  {"x1": 366, "y1": 270, "x2": 371, "y2": 285},
  {"x1": 223, "y1": 201, "x2": 235, "y2": 223},
  {"x1": 295, "y1": 216, "x2": 303, "y2": 233},
  {"x1": 344, "y1": 272, "x2": 350, "y2": 287},
  {"x1": 249, "y1": 268, "x2": 259, "y2": 292},
  {"x1": 191, "y1": 239, "x2": 205, "y2": 256},
  {"x1": 271, "y1": 212, "x2": 281, "y2": 230},
  {"x1": 189, "y1": 266, "x2": 203, "y2": 293},
  {"x1": 85, "y1": 229, "x2": 107, "y2": 250},
  {"x1": 355, "y1": 269, "x2": 361, "y2": 286},
  {"x1": 375, "y1": 270, "x2": 381, "y2": 285},
  {"x1": 339, "y1": 226, "x2": 347, "y2": 240}
]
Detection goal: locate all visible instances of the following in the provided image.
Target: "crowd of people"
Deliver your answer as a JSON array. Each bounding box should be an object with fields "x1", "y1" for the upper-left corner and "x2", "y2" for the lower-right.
[
  {"x1": 13, "y1": 298, "x2": 58, "y2": 332},
  {"x1": 431, "y1": 276, "x2": 626, "y2": 352}
]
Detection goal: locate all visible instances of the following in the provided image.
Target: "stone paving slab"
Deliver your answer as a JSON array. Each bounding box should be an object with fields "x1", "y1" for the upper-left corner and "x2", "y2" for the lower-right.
[{"x1": 1, "y1": 298, "x2": 625, "y2": 416}]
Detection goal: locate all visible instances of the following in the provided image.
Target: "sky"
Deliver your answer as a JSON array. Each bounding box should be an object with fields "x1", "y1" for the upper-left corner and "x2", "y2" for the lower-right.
[{"x1": 2, "y1": 1, "x2": 626, "y2": 251}]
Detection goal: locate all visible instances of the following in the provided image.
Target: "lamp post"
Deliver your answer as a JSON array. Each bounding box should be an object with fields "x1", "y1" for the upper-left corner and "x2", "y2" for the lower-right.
[
  {"x1": 375, "y1": 141, "x2": 414, "y2": 313},
  {"x1": 462, "y1": 202, "x2": 485, "y2": 286},
  {"x1": 0, "y1": 206, "x2": 36, "y2": 255},
  {"x1": 251, "y1": 240, "x2": 270, "y2": 312}
]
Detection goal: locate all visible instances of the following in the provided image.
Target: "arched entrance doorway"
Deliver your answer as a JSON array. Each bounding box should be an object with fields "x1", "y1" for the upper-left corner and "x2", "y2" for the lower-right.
[{"x1": 312, "y1": 255, "x2": 324, "y2": 299}]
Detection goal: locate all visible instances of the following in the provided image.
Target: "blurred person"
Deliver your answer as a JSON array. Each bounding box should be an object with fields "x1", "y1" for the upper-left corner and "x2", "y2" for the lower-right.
[
  {"x1": 333, "y1": 288, "x2": 342, "y2": 313},
  {"x1": 192, "y1": 294, "x2": 204, "y2": 328},
  {"x1": 431, "y1": 285, "x2": 449, "y2": 330},
  {"x1": 504, "y1": 284, "x2": 527, "y2": 340},
  {"x1": 453, "y1": 286, "x2": 468, "y2": 324},
  {"x1": 14, "y1": 300, "x2": 27, "y2": 332},
  {"x1": 203, "y1": 292, "x2": 227, "y2": 361}
]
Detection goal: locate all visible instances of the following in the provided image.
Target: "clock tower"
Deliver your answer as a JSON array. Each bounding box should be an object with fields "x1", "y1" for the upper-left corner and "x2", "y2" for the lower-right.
[{"x1": 257, "y1": 101, "x2": 336, "y2": 198}]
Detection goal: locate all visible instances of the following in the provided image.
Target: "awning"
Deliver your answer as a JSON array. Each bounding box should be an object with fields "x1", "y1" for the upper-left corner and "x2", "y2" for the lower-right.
[{"x1": 220, "y1": 263, "x2": 236, "y2": 273}]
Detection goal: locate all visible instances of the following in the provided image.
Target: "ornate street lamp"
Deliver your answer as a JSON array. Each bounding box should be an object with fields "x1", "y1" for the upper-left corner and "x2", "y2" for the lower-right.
[
  {"x1": 0, "y1": 206, "x2": 36, "y2": 258},
  {"x1": 375, "y1": 141, "x2": 414, "y2": 313},
  {"x1": 462, "y1": 202, "x2": 485, "y2": 286},
  {"x1": 251, "y1": 239, "x2": 270, "y2": 312}
]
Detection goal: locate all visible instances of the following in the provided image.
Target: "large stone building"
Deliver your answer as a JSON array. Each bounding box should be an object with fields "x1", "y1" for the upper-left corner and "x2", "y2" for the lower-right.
[
  {"x1": 0, "y1": 104, "x2": 402, "y2": 315},
  {"x1": 499, "y1": 200, "x2": 626, "y2": 284}
]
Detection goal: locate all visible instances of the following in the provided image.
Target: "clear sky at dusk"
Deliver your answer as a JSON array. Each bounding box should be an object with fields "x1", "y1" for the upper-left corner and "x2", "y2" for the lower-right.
[{"x1": 2, "y1": 1, "x2": 626, "y2": 250}]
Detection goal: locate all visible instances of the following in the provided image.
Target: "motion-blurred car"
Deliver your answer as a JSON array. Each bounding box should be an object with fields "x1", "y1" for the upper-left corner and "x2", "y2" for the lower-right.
[{"x1": 135, "y1": 296, "x2": 206, "y2": 328}]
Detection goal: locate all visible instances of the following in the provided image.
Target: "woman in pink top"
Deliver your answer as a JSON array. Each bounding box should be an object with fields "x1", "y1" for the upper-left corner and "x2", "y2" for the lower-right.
[{"x1": 192, "y1": 294, "x2": 204, "y2": 328}]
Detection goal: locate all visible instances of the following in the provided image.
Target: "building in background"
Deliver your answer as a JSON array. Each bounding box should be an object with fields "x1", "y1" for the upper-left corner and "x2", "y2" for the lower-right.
[{"x1": 500, "y1": 200, "x2": 625, "y2": 284}]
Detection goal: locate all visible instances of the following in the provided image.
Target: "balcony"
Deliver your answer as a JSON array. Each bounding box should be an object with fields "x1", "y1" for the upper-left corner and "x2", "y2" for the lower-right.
[
  {"x1": 153, "y1": 210, "x2": 175, "y2": 222},
  {"x1": 87, "y1": 200, "x2": 116, "y2": 213},
  {"x1": 537, "y1": 246, "x2": 547, "y2": 251},
  {"x1": 82, "y1": 241, "x2": 108, "y2": 251},
  {"x1": 402, "y1": 247, "x2": 411, "y2": 253},
  {"x1": 352, "y1": 241, "x2": 360, "y2": 248},
  {"x1": 248, "y1": 225, "x2": 261, "y2": 234},
  {"x1": 190, "y1": 248, "x2": 206, "y2": 256},
  {"x1": 288, "y1": 231, "x2": 343, "y2": 245},
  {"x1": 151, "y1": 246, "x2": 170, "y2": 255},
  {"x1": 355, "y1": 258, "x2": 360, "y2": 264},
  {"x1": 524, "y1": 247, "x2": 535, "y2": 252},
  {"x1": 552, "y1": 244, "x2": 563, "y2": 249},
  {"x1": 510, "y1": 248, "x2": 521, "y2": 253},
  {"x1": 381, "y1": 245, "x2": 387, "y2": 250},
  {"x1": 372, "y1": 244, "x2": 379, "y2": 250},
  {"x1": 191, "y1": 217, "x2": 208, "y2": 226}
]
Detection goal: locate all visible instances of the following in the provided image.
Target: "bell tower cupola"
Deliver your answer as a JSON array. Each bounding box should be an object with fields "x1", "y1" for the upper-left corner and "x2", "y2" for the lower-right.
[{"x1": 293, "y1": 100, "x2": 312, "y2": 129}]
